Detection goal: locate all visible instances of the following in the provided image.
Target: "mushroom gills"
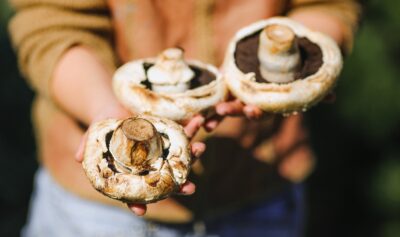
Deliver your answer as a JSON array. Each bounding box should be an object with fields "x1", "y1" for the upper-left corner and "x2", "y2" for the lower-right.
[{"x1": 258, "y1": 24, "x2": 301, "y2": 83}]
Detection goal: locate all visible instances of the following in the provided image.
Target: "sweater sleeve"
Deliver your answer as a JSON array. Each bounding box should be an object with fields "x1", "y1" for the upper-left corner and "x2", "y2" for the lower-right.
[
  {"x1": 286, "y1": 0, "x2": 362, "y2": 54},
  {"x1": 8, "y1": 0, "x2": 117, "y2": 99}
]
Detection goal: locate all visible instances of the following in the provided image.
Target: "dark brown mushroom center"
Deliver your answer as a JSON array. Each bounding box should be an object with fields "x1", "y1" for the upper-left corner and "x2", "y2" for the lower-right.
[
  {"x1": 142, "y1": 63, "x2": 216, "y2": 90},
  {"x1": 234, "y1": 29, "x2": 323, "y2": 83}
]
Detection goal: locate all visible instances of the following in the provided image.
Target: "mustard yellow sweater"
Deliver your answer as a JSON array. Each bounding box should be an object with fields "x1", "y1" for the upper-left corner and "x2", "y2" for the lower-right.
[
  {"x1": 9, "y1": 0, "x2": 360, "y2": 101},
  {"x1": 8, "y1": 0, "x2": 361, "y2": 220}
]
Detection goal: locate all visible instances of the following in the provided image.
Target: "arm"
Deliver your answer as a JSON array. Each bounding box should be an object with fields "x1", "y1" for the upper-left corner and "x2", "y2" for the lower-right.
[
  {"x1": 287, "y1": 0, "x2": 362, "y2": 54},
  {"x1": 52, "y1": 46, "x2": 129, "y2": 125},
  {"x1": 9, "y1": 0, "x2": 205, "y2": 216},
  {"x1": 9, "y1": 0, "x2": 121, "y2": 125}
]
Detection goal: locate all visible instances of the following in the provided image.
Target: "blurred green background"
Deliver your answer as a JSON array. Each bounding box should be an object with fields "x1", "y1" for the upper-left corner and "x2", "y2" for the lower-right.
[{"x1": 0, "y1": 0, "x2": 399, "y2": 236}]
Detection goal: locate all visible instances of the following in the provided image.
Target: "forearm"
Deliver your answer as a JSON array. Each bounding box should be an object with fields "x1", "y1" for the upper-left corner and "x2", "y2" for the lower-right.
[
  {"x1": 287, "y1": 1, "x2": 361, "y2": 52},
  {"x1": 289, "y1": 10, "x2": 347, "y2": 47},
  {"x1": 51, "y1": 46, "x2": 129, "y2": 125},
  {"x1": 9, "y1": 0, "x2": 118, "y2": 122}
]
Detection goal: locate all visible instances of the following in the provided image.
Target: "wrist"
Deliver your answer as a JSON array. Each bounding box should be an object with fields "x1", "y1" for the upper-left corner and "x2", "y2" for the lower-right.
[
  {"x1": 90, "y1": 101, "x2": 132, "y2": 124},
  {"x1": 51, "y1": 46, "x2": 131, "y2": 125}
]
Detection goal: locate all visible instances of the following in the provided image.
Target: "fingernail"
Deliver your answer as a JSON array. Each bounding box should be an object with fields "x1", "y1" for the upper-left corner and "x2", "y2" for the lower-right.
[
  {"x1": 194, "y1": 149, "x2": 202, "y2": 158},
  {"x1": 216, "y1": 106, "x2": 226, "y2": 115},
  {"x1": 193, "y1": 143, "x2": 205, "y2": 157},
  {"x1": 74, "y1": 150, "x2": 80, "y2": 161},
  {"x1": 75, "y1": 145, "x2": 83, "y2": 162},
  {"x1": 181, "y1": 186, "x2": 195, "y2": 196},
  {"x1": 252, "y1": 110, "x2": 261, "y2": 119},
  {"x1": 197, "y1": 116, "x2": 205, "y2": 125},
  {"x1": 133, "y1": 207, "x2": 146, "y2": 216},
  {"x1": 205, "y1": 121, "x2": 218, "y2": 131}
]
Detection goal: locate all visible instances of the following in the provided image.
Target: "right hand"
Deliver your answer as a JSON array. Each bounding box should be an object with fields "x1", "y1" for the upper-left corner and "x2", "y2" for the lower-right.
[{"x1": 74, "y1": 106, "x2": 206, "y2": 216}]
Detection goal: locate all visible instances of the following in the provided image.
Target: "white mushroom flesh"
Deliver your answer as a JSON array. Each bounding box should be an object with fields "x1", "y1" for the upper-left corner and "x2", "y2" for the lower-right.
[
  {"x1": 147, "y1": 48, "x2": 195, "y2": 93},
  {"x1": 83, "y1": 116, "x2": 192, "y2": 203},
  {"x1": 258, "y1": 24, "x2": 301, "y2": 83}
]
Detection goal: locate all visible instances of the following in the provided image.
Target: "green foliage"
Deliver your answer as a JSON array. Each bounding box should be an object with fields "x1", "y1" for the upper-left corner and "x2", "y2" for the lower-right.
[
  {"x1": 370, "y1": 152, "x2": 400, "y2": 213},
  {"x1": 380, "y1": 220, "x2": 400, "y2": 237},
  {"x1": 336, "y1": 0, "x2": 400, "y2": 141},
  {"x1": 0, "y1": 1, "x2": 12, "y2": 24}
]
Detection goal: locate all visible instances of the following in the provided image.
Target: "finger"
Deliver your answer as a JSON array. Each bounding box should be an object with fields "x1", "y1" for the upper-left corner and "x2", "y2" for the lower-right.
[
  {"x1": 215, "y1": 99, "x2": 245, "y2": 116},
  {"x1": 75, "y1": 131, "x2": 88, "y2": 163},
  {"x1": 179, "y1": 181, "x2": 196, "y2": 195},
  {"x1": 127, "y1": 203, "x2": 147, "y2": 216},
  {"x1": 191, "y1": 142, "x2": 206, "y2": 159},
  {"x1": 184, "y1": 115, "x2": 205, "y2": 138},
  {"x1": 204, "y1": 119, "x2": 219, "y2": 132},
  {"x1": 204, "y1": 115, "x2": 223, "y2": 132},
  {"x1": 243, "y1": 105, "x2": 263, "y2": 119}
]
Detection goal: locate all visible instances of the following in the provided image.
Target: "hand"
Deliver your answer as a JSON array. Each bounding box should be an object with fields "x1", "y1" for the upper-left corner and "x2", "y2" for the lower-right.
[
  {"x1": 206, "y1": 93, "x2": 264, "y2": 130},
  {"x1": 181, "y1": 95, "x2": 265, "y2": 133},
  {"x1": 212, "y1": 91, "x2": 335, "y2": 124},
  {"x1": 75, "y1": 103, "x2": 131, "y2": 161},
  {"x1": 75, "y1": 109, "x2": 206, "y2": 216},
  {"x1": 180, "y1": 113, "x2": 222, "y2": 134},
  {"x1": 216, "y1": 98, "x2": 263, "y2": 119}
]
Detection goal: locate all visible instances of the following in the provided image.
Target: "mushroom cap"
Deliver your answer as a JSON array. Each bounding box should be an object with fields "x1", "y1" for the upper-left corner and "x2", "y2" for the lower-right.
[
  {"x1": 222, "y1": 17, "x2": 343, "y2": 114},
  {"x1": 113, "y1": 54, "x2": 228, "y2": 121},
  {"x1": 82, "y1": 115, "x2": 191, "y2": 204}
]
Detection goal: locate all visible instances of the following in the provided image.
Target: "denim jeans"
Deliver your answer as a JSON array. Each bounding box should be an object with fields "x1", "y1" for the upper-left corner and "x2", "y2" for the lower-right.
[{"x1": 22, "y1": 168, "x2": 304, "y2": 237}]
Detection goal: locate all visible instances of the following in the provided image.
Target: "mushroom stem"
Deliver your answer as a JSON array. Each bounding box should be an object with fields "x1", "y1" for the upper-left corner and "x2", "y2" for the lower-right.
[
  {"x1": 258, "y1": 24, "x2": 301, "y2": 83},
  {"x1": 110, "y1": 118, "x2": 163, "y2": 174},
  {"x1": 121, "y1": 118, "x2": 156, "y2": 141},
  {"x1": 122, "y1": 118, "x2": 162, "y2": 165},
  {"x1": 147, "y1": 48, "x2": 194, "y2": 93}
]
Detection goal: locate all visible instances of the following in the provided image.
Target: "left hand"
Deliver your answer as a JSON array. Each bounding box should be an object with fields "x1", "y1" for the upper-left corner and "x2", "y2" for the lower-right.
[
  {"x1": 200, "y1": 94, "x2": 265, "y2": 132},
  {"x1": 215, "y1": 98, "x2": 263, "y2": 119},
  {"x1": 75, "y1": 113, "x2": 206, "y2": 216},
  {"x1": 211, "y1": 90, "x2": 336, "y2": 126}
]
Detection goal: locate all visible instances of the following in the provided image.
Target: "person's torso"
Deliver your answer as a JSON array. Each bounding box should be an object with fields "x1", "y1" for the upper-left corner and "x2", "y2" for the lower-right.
[
  {"x1": 38, "y1": 0, "x2": 312, "y2": 223},
  {"x1": 108, "y1": 0, "x2": 287, "y2": 65}
]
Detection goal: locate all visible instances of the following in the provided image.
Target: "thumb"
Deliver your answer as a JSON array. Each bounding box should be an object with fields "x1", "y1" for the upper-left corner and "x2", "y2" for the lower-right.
[{"x1": 75, "y1": 131, "x2": 88, "y2": 163}]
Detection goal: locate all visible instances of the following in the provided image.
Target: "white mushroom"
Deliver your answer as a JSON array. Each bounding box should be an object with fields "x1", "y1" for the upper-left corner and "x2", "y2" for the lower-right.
[
  {"x1": 147, "y1": 48, "x2": 195, "y2": 93},
  {"x1": 113, "y1": 48, "x2": 228, "y2": 121},
  {"x1": 82, "y1": 115, "x2": 191, "y2": 204},
  {"x1": 222, "y1": 17, "x2": 343, "y2": 114}
]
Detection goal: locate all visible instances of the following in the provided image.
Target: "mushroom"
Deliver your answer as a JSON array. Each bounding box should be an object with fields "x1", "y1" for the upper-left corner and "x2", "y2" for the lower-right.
[
  {"x1": 82, "y1": 115, "x2": 191, "y2": 204},
  {"x1": 147, "y1": 48, "x2": 195, "y2": 93},
  {"x1": 113, "y1": 48, "x2": 228, "y2": 121},
  {"x1": 222, "y1": 17, "x2": 343, "y2": 115}
]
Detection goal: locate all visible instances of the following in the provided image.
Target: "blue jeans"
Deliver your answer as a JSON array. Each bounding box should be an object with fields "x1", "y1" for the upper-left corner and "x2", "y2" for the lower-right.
[
  {"x1": 155, "y1": 184, "x2": 304, "y2": 237},
  {"x1": 22, "y1": 168, "x2": 304, "y2": 237},
  {"x1": 205, "y1": 184, "x2": 304, "y2": 237}
]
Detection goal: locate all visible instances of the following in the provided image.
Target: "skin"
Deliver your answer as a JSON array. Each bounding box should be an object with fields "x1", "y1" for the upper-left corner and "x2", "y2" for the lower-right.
[{"x1": 51, "y1": 6, "x2": 346, "y2": 215}]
